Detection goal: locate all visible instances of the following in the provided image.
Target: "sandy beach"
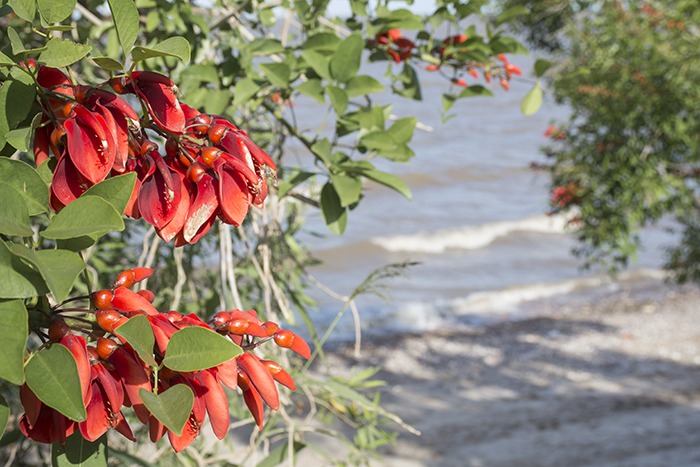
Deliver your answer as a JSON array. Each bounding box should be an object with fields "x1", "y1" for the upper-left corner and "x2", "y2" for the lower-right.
[{"x1": 317, "y1": 280, "x2": 700, "y2": 466}]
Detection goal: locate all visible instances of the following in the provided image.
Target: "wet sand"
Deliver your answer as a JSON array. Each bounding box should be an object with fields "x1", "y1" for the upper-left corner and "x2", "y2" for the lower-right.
[{"x1": 318, "y1": 281, "x2": 700, "y2": 466}]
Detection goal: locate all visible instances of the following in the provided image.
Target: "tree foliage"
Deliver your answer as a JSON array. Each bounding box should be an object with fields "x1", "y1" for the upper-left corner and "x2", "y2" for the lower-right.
[{"x1": 506, "y1": 0, "x2": 700, "y2": 277}]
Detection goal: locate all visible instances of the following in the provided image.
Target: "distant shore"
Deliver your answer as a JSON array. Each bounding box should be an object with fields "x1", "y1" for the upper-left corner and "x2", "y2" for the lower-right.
[{"x1": 319, "y1": 279, "x2": 700, "y2": 466}]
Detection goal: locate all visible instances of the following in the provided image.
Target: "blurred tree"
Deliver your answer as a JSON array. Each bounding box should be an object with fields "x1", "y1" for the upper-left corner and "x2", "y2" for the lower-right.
[{"x1": 502, "y1": 0, "x2": 700, "y2": 279}]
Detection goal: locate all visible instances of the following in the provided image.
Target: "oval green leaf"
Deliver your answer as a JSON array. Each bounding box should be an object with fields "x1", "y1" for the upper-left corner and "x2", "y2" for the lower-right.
[
  {"x1": 329, "y1": 33, "x2": 363, "y2": 83},
  {"x1": 52, "y1": 432, "x2": 108, "y2": 467},
  {"x1": 361, "y1": 168, "x2": 412, "y2": 200},
  {"x1": 139, "y1": 385, "x2": 193, "y2": 435},
  {"x1": 521, "y1": 81, "x2": 543, "y2": 116},
  {"x1": 345, "y1": 75, "x2": 385, "y2": 98},
  {"x1": 25, "y1": 345, "x2": 87, "y2": 422},
  {"x1": 163, "y1": 326, "x2": 241, "y2": 372},
  {"x1": 0, "y1": 299, "x2": 28, "y2": 385},
  {"x1": 0, "y1": 182, "x2": 32, "y2": 237},
  {"x1": 39, "y1": 38, "x2": 92, "y2": 68},
  {"x1": 320, "y1": 182, "x2": 347, "y2": 235},
  {"x1": 107, "y1": 0, "x2": 139, "y2": 57},
  {"x1": 8, "y1": 0, "x2": 36, "y2": 22},
  {"x1": 0, "y1": 241, "x2": 48, "y2": 299},
  {"x1": 115, "y1": 315, "x2": 157, "y2": 367},
  {"x1": 0, "y1": 157, "x2": 49, "y2": 216},
  {"x1": 82, "y1": 172, "x2": 137, "y2": 215},
  {"x1": 132, "y1": 37, "x2": 191, "y2": 65},
  {"x1": 9, "y1": 245, "x2": 85, "y2": 303},
  {"x1": 42, "y1": 196, "x2": 124, "y2": 240},
  {"x1": 37, "y1": 0, "x2": 76, "y2": 23}
]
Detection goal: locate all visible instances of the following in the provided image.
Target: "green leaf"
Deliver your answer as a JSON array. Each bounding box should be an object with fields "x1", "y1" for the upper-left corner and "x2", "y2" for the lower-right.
[
  {"x1": 132, "y1": 37, "x2": 191, "y2": 65},
  {"x1": 37, "y1": 0, "x2": 76, "y2": 23},
  {"x1": 107, "y1": 0, "x2": 139, "y2": 57},
  {"x1": 277, "y1": 170, "x2": 314, "y2": 198},
  {"x1": 39, "y1": 39, "x2": 92, "y2": 68},
  {"x1": 393, "y1": 63, "x2": 421, "y2": 100},
  {"x1": 233, "y1": 77, "x2": 260, "y2": 107},
  {"x1": 139, "y1": 385, "x2": 193, "y2": 436},
  {"x1": 320, "y1": 182, "x2": 347, "y2": 235},
  {"x1": 260, "y1": 62, "x2": 291, "y2": 88},
  {"x1": 163, "y1": 327, "x2": 242, "y2": 372},
  {"x1": 0, "y1": 157, "x2": 49, "y2": 216},
  {"x1": 82, "y1": 172, "x2": 136, "y2": 215},
  {"x1": 521, "y1": 81, "x2": 543, "y2": 116},
  {"x1": 496, "y1": 5, "x2": 529, "y2": 26},
  {"x1": 361, "y1": 168, "x2": 412, "y2": 200},
  {"x1": 258, "y1": 441, "x2": 306, "y2": 467},
  {"x1": 249, "y1": 38, "x2": 285, "y2": 56},
  {"x1": 7, "y1": 27, "x2": 25, "y2": 55},
  {"x1": 311, "y1": 138, "x2": 332, "y2": 166},
  {"x1": 326, "y1": 85, "x2": 348, "y2": 115},
  {"x1": 0, "y1": 299, "x2": 28, "y2": 385},
  {"x1": 52, "y1": 432, "x2": 108, "y2": 467},
  {"x1": 8, "y1": 0, "x2": 36, "y2": 22},
  {"x1": 0, "y1": 241, "x2": 48, "y2": 299},
  {"x1": 459, "y1": 85, "x2": 494, "y2": 98},
  {"x1": 0, "y1": 71, "x2": 36, "y2": 150},
  {"x1": 9, "y1": 245, "x2": 85, "y2": 302},
  {"x1": 330, "y1": 174, "x2": 362, "y2": 207},
  {"x1": 0, "y1": 51, "x2": 15, "y2": 67},
  {"x1": 302, "y1": 32, "x2": 341, "y2": 52},
  {"x1": 329, "y1": 33, "x2": 363, "y2": 83},
  {"x1": 0, "y1": 394, "x2": 9, "y2": 440},
  {"x1": 345, "y1": 75, "x2": 384, "y2": 98},
  {"x1": 0, "y1": 182, "x2": 32, "y2": 237},
  {"x1": 5, "y1": 126, "x2": 32, "y2": 151},
  {"x1": 300, "y1": 50, "x2": 331, "y2": 81},
  {"x1": 115, "y1": 315, "x2": 157, "y2": 367},
  {"x1": 534, "y1": 59, "x2": 552, "y2": 78},
  {"x1": 25, "y1": 345, "x2": 87, "y2": 421},
  {"x1": 361, "y1": 131, "x2": 397, "y2": 152},
  {"x1": 42, "y1": 196, "x2": 124, "y2": 240},
  {"x1": 203, "y1": 89, "x2": 231, "y2": 116},
  {"x1": 91, "y1": 56, "x2": 124, "y2": 71},
  {"x1": 296, "y1": 79, "x2": 325, "y2": 104},
  {"x1": 388, "y1": 117, "x2": 416, "y2": 144}
]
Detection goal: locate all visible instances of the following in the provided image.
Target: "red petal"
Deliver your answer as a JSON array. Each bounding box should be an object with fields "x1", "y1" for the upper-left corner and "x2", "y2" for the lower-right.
[
  {"x1": 131, "y1": 71, "x2": 185, "y2": 134},
  {"x1": 216, "y1": 161, "x2": 251, "y2": 226},
  {"x1": 138, "y1": 153, "x2": 183, "y2": 229},
  {"x1": 182, "y1": 173, "x2": 218, "y2": 243},
  {"x1": 195, "y1": 370, "x2": 230, "y2": 439},
  {"x1": 60, "y1": 334, "x2": 93, "y2": 405},
  {"x1": 114, "y1": 411, "x2": 136, "y2": 441},
  {"x1": 155, "y1": 171, "x2": 190, "y2": 242},
  {"x1": 79, "y1": 381, "x2": 111, "y2": 442},
  {"x1": 242, "y1": 382, "x2": 265, "y2": 430},
  {"x1": 167, "y1": 420, "x2": 199, "y2": 453},
  {"x1": 147, "y1": 314, "x2": 180, "y2": 354},
  {"x1": 216, "y1": 358, "x2": 238, "y2": 390},
  {"x1": 112, "y1": 286, "x2": 159, "y2": 315},
  {"x1": 51, "y1": 154, "x2": 94, "y2": 208},
  {"x1": 20, "y1": 384, "x2": 42, "y2": 427},
  {"x1": 64, "y1": 106, "x2": 116, "y2": 184},
  {"x1": 37, "y1": 66, "x2": 72, "y2": 88},
  {"x1": 93, "y1": 361, "x2": 124, "y2": 410},
  {"x1": 290, "y1": 333, "x2": 312, "y2": 359},
  {"x1": 33, "y1": 122, "x2": 52, "y2": 166},
  {"x1": 108, "y1": 347, "x2": 152, "y2": 424},
  {"x1": 238, "y1": 353, "x2": 279, "y2": 410}
]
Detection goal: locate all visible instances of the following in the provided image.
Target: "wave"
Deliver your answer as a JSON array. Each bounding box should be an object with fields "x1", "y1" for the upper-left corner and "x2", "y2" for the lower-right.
[
  {"x1": 371, "y1": 214, "x2": 571, "y2": 253},
  {"x1": 448, "y1": 268, "x2": 669, "y2": 315}
]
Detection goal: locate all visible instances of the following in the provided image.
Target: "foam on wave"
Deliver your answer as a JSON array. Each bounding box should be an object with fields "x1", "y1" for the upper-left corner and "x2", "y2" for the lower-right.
[{"x1": 371, "y1": 214, "x2": 570, "y2": 253}]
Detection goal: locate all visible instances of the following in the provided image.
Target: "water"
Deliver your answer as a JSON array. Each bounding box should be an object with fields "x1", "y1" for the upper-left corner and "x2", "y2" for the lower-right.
[{"x1": 284, "y1": 56, "x2": 676, "y2": 340}]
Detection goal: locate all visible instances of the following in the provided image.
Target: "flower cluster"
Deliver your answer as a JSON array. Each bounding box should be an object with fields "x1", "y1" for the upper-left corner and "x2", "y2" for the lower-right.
[
  {"x1": 20, "y1": 268, "x2": 309, "y2": 452},
  {"x1": 365, "y1": 30, "x2": 523, "y2": 90},
  {"x1": 369, "y1": 29, "x2": 416, "y2": 63},
  {"x1": 32, "y1": 64, "x2": 275, "y2": 245}
]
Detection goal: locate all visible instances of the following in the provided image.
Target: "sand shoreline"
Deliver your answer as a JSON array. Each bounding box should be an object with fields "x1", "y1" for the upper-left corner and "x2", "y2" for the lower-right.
[{"x1": 318, "y1": 280, "x2": 700, "y2": 466}]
